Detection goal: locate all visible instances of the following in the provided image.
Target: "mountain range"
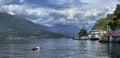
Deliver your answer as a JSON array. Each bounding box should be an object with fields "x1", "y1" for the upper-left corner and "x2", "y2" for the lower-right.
[
  {"x1": 0, "y1": 12, "x2": 65, "y2": 39},
  {"x1": 44, "y1": 24, "x2": 80, "y2": 37}
]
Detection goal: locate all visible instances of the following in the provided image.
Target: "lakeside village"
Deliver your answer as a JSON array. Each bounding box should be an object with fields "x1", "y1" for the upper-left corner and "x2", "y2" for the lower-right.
[{"x1": 73, "y1": 4, "x2": 120, "y2": 43}]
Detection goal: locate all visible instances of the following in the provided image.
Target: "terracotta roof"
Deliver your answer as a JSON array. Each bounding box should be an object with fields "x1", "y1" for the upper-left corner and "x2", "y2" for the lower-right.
[
  {"x1": 104, "y1": 31, "x2": 120, "y2": 36},
  {"x1": 112, "y1": 16, "x2": 117, "y2": 18}
]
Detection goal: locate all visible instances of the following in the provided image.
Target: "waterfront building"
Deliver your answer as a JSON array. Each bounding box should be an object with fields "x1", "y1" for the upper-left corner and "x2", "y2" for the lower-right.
[{"x1": 102, "y1": 31, "x2": 120, "y2": 43}]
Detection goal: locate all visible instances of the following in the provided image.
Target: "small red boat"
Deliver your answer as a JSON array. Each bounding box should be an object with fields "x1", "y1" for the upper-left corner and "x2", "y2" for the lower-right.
[{"x1": 32, "y1": 46, "x2": 40, "y2": 51}]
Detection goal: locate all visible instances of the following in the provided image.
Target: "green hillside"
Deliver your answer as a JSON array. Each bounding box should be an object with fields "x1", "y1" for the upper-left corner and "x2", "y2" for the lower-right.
[{"x1": 93, "y1": 4, "x2": 120, "y2": 31}]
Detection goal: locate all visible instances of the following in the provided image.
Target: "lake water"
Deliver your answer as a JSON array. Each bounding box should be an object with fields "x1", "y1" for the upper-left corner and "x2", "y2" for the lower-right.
[{"x1": 0, "y1": 38, "x2": 120, "y2": 58}]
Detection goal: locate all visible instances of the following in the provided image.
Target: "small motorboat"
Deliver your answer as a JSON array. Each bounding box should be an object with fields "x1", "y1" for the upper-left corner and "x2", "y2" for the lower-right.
[
  {"x1": 90, "y1": 38, "x2": 99, "y2": 41},
  {"x1": 32, "y1": 46, "x2": 40, "y2": 51}
]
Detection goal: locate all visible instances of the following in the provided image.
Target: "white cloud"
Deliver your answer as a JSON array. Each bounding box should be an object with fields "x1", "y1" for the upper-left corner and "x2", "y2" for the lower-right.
[
  {"x1": 0, "y1": 0, "x2": 119, "y2": 28},
  {"x1": 60, "y1": 7, "x2": 79, "y2": 19},
  {"x1": 0, "y1": 4, "x2": 26, "y2": 15},
  {"x1": 105, "y1": 6, "x2": 115, "y2": 15},
  {"x1": 44, "y1": 24, "x2": 53, "y2": 27},
  {"x1": 25, "y1": 8, "x2": 49, "y2": 17},
  {"x1": 83, "y1": 9, "x2": 101, "y2": 17},
  {"x1": 8, "y1": 12, "x2": 15, "y2": 15},
  {"x1": 58, "y1": 18, "x2": 66, "y2": 25},
  {"x1": 41, "y1": 17, "x2": 54, "y2": 24}
]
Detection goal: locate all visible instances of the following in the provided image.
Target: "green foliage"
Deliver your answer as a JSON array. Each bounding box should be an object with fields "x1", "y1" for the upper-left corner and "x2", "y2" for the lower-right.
[
  {"x1": 93, "y1": 18, "x2": 111, "y2": 30},
  {"x1": 78, "y1": 28, "x2": 88, "y2": 37},
  {"x1": 94, "y1": 18, "x2": 120, "y2": 31},
  {"x1": 114, "y1": 4, "x2": 120, "y2": 18},
  {"x1": 116, "y1": 19, "x2": 120, "y2": 29},
  {"x1": 108, "y1": 20, "x2": 117, "y2": 31}
]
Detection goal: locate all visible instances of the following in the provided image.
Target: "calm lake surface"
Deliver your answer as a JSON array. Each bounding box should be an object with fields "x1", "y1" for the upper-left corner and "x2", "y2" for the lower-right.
[{"x1": 0, "y1": 38, "x2": 120, "y2": 58}]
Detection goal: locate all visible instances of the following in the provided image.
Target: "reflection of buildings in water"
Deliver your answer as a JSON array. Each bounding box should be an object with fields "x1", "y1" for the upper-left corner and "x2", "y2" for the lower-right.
[
  {"x1": 106, "y1": 44, "x2": 120, "y2": 58},
  {"x1": 93, "y1": 43, "x2": 120, "y2": 58},
  {"x1": 95, "y1": 43, "x2": 120, "y2": 58},
  {"x1": 79, "y1": 41, "x2": 109, "y2": 57}
]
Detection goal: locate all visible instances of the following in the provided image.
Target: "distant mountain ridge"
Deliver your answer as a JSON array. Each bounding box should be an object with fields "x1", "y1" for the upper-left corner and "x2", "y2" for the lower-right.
[
  {"x1": 0, "y1": 12, "x2": 64, "y2": 39},
  {"x1": 44, "y1": 24, "x2": 81, "y2": 37}
]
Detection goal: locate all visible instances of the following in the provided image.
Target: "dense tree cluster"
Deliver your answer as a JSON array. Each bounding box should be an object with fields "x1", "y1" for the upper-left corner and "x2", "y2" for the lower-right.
[{"x1": 78, "y1": 28, "x2": 88, "y2": 37}]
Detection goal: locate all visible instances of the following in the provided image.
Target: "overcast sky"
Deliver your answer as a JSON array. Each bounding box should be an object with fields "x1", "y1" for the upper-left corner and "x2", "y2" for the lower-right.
[{"x1": 0, "y1": 0, "x2": 119, "y2": 28}]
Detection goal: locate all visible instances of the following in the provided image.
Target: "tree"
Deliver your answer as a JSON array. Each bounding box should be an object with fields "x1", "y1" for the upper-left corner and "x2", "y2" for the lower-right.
[
  {"x1": 93, "y1": 18, "x2": 110, "y2": 31},
  {"x1": 114, "y1": 4, "x2": 120, "y2": 18},
  {"x1": 116, "y1": 19, "x2": 120, "y2": 29},
  {"x1": 108, "y1": 21, "x2": 117, "y2": 31},
  {"x1": 94, "y1": 18, "x2": 120, "y2": 31},
  {"x1": 78, "y1": 28, "x2": 88, "y2": 37},
  {"x1": 110, "y1": 19, "x2": 120, "y2": 30}
]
